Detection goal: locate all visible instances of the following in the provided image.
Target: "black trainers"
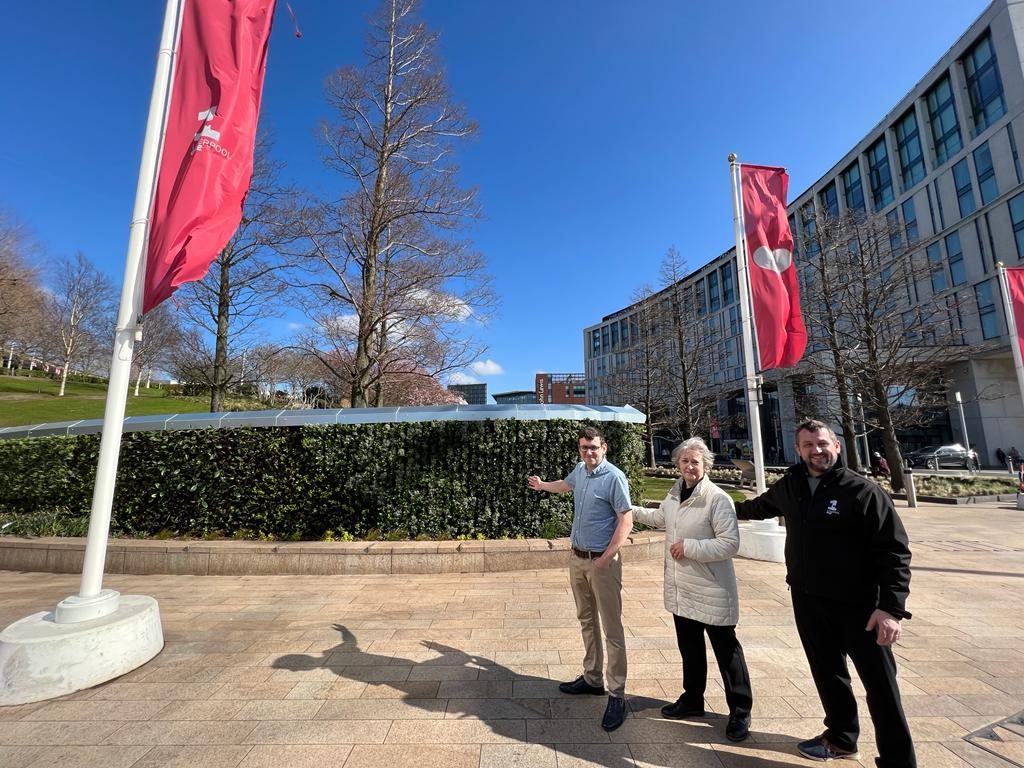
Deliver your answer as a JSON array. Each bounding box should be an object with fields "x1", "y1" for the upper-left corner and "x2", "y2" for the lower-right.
[
  {"x1": 660, "y1": 696, "x2": 705, "y2": 719},
  {"x1": 797, "y1": 734, "x2": 859, "y2": 761},
  {"x1": 601, "y1": 695, "x2": 626, "y2": 731},
  {"x1": 726, "y1": 714, "x2": 751, "y2": 742},
  {"x1": 558, "y1": 675, "x2": 605, "y2": 695}
]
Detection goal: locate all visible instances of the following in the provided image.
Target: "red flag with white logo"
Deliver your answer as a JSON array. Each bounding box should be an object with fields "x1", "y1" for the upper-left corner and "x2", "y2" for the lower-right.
[
  {"x1": 741, "y1": 164, "x2": 807, "y2": 369},
  {"x1": 143, "y1": 0, "x2": 276, "y2": 313},
  {"x1": 1004, "y1": 267, "x2": 1024, "y2": 361}
]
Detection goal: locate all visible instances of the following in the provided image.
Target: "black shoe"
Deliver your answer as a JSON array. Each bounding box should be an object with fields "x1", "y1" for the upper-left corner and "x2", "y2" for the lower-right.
[
  {"x1": 660, "y1": 696, "x2": 705, "y2": 719},
  {"x1": 726, "y1": 714, "x2": 751, "y2": 742},
  {"x1": 601, "y1": 695, "x2": 626, "y2": 731},
  {"x1": 796, "y1": 734, "x2": 859, "y2": 761},
  {"x1": 558, "y1": 675, "x2": 605, "y2": 695}
]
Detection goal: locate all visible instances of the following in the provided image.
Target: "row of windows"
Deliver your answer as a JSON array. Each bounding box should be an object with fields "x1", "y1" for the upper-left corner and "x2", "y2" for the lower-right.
[
  {"x1": 799, "y1": 134, "x2": 1012, "y2": 265},
  {"x1": 668, "y1": 184, "x2": 1024, "y2": 373},
  {"x1": 815, "y1": 31, "x2": 1006, "y2": 222}
]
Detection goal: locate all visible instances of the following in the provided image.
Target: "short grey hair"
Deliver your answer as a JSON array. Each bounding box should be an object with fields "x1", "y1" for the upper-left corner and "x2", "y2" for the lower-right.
[{"x1": 671, "y1": 437, "x2": 715, "y2": 472}]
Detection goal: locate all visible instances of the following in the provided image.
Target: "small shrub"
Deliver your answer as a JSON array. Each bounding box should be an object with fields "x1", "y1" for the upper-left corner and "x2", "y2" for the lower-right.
[{"x1": 0, "y1": 508, "x2": 90, "y2": 537}]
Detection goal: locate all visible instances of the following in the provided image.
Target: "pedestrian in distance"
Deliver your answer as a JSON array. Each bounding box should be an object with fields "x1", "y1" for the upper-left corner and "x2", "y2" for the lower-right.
[
  {"x1": 735, "y1": 419, "x2": 916, "y2": 767},
  {"x1": 996, "y1": 447, "x2": 1007, "y2": 470},
  {"x1": 871, "y1": 451, "x2": 891, "y2": 480},
  {"x1": 631, "y1": 437, "x2": 753, "y2": 743},
  {"x1": 527, "y1": 426, "x2": 633, "y2": 732},
  {"x1": 1009, "y1": 446, "x2": 1021, "y2": 474}
]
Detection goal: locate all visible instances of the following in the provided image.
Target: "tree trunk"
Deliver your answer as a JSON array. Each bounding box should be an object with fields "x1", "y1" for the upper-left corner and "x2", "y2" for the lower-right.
[
  {"x1": 871, "y1": 377, "x2": 906, "y2": 492},
  {"x1": 134, "y1": 366, "x2": 143, "y2": 396},
  {"x1": 210, "y1": 252, "x2": 232, "y2": 413},
  {"x1": 837, "y1": 392, "x2": 861, "y2": 473},
  {"x1": 58, "y1": 358, "x2": 70, "y2": 397}
]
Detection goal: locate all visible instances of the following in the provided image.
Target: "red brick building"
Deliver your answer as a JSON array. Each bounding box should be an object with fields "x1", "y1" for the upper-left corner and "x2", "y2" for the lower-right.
[{"x1": 535, "y1": 373, "x2": 587, "y2": 404}]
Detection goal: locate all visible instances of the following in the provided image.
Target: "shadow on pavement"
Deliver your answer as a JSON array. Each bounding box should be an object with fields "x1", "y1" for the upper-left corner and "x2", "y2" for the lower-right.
[{"x1": 271, "y1": 623, "x2": 801, "y2": 767}]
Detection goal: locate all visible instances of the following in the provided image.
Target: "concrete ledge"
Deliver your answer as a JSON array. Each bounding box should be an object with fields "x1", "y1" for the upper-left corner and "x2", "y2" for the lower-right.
[
  {"x1": 0, "y1": 532, "x2": 666, "y2": 576},
  {"x1": 889, "y1": 493, "x2": 1019, "y2": 504}
]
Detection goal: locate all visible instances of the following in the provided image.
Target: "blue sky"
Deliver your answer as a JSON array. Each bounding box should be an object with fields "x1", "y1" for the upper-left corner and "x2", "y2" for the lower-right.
[{"x1": 0, "y1": 0, "x2": 991, "y2": 398}]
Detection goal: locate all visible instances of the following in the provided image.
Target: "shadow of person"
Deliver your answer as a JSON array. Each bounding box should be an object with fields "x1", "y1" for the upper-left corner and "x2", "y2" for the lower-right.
[{"x1": 271, "y1": 623, "x2": 801, "y2": 767}]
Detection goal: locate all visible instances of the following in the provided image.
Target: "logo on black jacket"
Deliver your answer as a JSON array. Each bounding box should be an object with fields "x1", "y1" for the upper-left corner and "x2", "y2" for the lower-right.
[{"x1": 825, "y1": 499, "x2": 839, "y2": 516}]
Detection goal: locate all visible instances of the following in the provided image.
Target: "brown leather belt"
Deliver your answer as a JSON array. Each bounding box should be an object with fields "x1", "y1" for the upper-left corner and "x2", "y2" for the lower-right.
[{"x1": 572, "y1": 546, "x2": 605, "y2": 559}]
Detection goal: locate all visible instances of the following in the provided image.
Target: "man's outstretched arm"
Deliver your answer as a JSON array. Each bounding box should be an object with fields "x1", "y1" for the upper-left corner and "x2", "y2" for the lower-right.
[{"x1": 528, "y1": 476, "x2": 571, "y2": 494}]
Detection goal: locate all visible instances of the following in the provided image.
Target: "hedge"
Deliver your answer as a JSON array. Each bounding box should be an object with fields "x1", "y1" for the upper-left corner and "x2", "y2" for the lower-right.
[{"x1": 0, "y1": 420, "x2": 644, "y2": 540}]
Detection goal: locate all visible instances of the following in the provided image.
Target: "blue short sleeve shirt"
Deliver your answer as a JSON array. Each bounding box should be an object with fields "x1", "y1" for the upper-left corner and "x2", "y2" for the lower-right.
[{"x1": 564, "y1": 459, "x2": 632, "y2": 552}]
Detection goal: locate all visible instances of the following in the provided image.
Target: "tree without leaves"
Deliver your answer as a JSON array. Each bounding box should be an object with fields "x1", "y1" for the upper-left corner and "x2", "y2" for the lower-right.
[
  {"x1": 45, "y1": 252, "x2": 116, "y2": 396},
  {"x1": 596, "y1": 284, "x2": 675, "y2": 467},
  {"x1": 0, "y1": 209, "x2": 47, "y2": 369},
  {"x1": 174, "y1": 135, "x2": 298, "y2": 412},
  {"x1": 796, "y1": 210, "x2": 867, "y2": 473},
  {"x1": 657, "y1": 246, "x2": 720, "y2": 442},
  {"x1": 244, "y1": 344, "x2": 290, "y2": 405},
  {"x1": 298, "y1": 0, "x2": 494, "y2": 407},
  {"x1": 131, "y1": 302, "x2": 183, "y2": 396},
  {"x1": 795, "y1": 209, "x2": 975, "y2": 490}
]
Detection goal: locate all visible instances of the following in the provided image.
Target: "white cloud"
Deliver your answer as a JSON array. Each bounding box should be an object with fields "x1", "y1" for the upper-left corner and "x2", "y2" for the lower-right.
[
  {"x1": 287, "y1": 322, "x2": 306, "y2": 331},
  {"x1": 406, "y1": 289, "x2": 472, "y2": 322},
  {"x1": 324, "y1": 313, "x2": 360, "y2": 335},
  {"x1": 469, "y1": 359, "x2": 504, "y2": 376},
  {"x1": 448, "y1": 372, "x2": 480, "y2": 385}
]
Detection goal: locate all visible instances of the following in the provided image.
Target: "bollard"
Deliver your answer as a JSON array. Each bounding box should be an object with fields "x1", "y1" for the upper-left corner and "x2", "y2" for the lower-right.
[{"x1": 904, "y1": 467, "x2": 917, "y2": 508}]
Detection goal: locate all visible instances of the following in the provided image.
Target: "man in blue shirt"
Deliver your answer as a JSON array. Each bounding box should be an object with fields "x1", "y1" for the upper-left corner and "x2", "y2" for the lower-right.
[{"x1": 528, "y1": 426, "x2": 634, "y2": 731}]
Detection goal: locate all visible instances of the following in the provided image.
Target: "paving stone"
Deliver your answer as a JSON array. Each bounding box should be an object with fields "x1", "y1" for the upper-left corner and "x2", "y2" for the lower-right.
[
  {"x1": 235, "y1": 744, "x2": 350, "y2": 768},
  {"x1": 480, "y1": 743, "x2": 557, "y2": 768},
  {"x1": 129, "y1": 745, "x2": 253, "y2": 768},
  {"x1": 1, "y1": 498, "x2": 1022, "y2": 768},
  {"x1": 344, "y1": 744, "x2": 480, "y2": 768},
  {"x1": 0, "y1": 746, "x2": 47, "y2": 768}
]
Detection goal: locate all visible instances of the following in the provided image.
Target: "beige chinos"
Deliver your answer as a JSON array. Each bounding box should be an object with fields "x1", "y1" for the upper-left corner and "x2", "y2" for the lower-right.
[{"x1": 569, "y1": 551, "x2": 626, "y2": 696}]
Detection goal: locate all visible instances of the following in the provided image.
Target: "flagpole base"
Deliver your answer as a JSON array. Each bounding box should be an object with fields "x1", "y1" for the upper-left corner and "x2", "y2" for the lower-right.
[
  {"x1": 738, "y1": 520, "x2": 786, "y2": 563},
  {"x1": 55, "y1": 589, "x2": 121, "y2": 624},
  {"x1": 0, "y1": 595, "x2": 163, "y2": 706}
]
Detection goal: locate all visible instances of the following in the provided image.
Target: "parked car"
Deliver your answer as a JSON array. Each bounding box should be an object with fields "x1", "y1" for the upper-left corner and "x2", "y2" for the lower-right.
[{"x1": 903, "y1": 443, "x2": 971, "y2": 469}]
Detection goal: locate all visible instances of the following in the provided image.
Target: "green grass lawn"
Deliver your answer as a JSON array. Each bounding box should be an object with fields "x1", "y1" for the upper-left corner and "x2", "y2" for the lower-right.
[
  {"x1": 638, "y1": 475, "x2": 746, "y2": 503},
  {"x1": 0, "y1": 374, "x2": 214, "y2": 427}
]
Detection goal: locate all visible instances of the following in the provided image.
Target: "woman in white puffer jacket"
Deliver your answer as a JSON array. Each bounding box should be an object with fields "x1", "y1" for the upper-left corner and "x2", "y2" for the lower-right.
[{"x1": 632, "y1": 436, "x2": 753, "y2": 743}]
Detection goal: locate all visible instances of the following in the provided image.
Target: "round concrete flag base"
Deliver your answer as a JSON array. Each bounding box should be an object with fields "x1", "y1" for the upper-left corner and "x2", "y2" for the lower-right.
[
  {"x1": 0, "y1": 593, "x2": 163, "y2": 705},
  {"x1": 737, "y1": 520, "x2": 786, "y2": 563}
]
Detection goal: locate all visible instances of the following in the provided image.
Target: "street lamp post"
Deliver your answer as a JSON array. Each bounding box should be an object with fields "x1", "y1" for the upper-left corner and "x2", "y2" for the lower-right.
[
  {"x1": 954, "y1": 391, "x2": 970, "y2": 457},
  {"x1": 856, "y1": 394, "x2": 870, "y2": 469}
]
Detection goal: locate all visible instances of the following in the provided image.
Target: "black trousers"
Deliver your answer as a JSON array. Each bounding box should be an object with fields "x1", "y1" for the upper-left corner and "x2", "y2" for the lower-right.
[
  {"x1": 791, "y1": 592, "x2": 916, "y2": 768},
  {"x1": 672, "y1": 614, "x2": 753, "y2": 718}
]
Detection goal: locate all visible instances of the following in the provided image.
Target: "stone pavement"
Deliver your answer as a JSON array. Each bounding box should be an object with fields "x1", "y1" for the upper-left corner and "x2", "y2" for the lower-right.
[{"x1": 1, "y1": 498, "x2": 1022, "y2": 768}]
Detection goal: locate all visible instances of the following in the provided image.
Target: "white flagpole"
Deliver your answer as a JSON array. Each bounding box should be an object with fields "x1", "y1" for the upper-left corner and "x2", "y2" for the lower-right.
[
  {"x1": 0, "y1": 0, "x2": 181, "y2": 707},
  {"x1": 729, "y1": 154, "x2": 767, "y2": 495},
  {"x1": 55, "y1": 0, "x2": 186, "y2": 623},
  {"x1": 997, "y1": 262, "x2": 1024, "y2": 411}
]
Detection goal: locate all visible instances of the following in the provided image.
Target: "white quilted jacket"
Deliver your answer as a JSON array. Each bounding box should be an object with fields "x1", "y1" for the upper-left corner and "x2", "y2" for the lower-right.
[{"x1": 632, "y1": 475, "x2": 741, "y2": 626}]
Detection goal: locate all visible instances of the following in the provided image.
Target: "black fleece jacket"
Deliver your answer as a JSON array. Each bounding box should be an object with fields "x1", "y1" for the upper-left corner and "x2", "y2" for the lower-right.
[{"x1": 735, "y1": 458, "x2": 912, "y2": 619}]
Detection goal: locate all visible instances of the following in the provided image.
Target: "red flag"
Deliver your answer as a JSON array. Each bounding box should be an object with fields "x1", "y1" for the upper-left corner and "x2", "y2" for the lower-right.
[
  {"x1": 1005, "y1": 267, "x2": 1024, "y2": 359},
  {"x1": 741, "y1": 164, "x2": 807, "y2": 369},
  {"x1": 143, "y1": 0, "x2": 276, "y2": 313}
]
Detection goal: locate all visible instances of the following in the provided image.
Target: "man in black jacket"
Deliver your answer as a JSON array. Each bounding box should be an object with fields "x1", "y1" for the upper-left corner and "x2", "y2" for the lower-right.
[{"x1": 736, "y1": 419, "x2": 915, "y2": 767}]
